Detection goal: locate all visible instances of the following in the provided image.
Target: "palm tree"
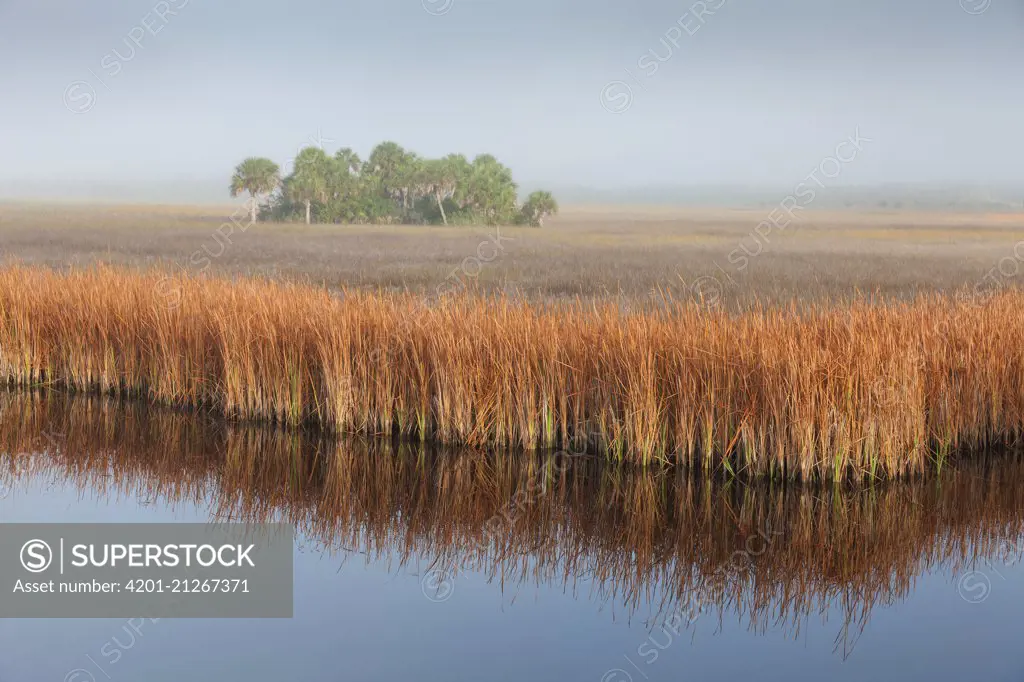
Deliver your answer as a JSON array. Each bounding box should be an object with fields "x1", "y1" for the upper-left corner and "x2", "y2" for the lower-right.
[
  {"x1": 334, "y1": 148, "x2": 362, "y2": 175},
  {"x1": 465, "y1": 154, "x2": 518, "y2": 223},
  {"x1": 286, "y1": 146, "x2": 332, "y2": 225},
  {"x1": 424, "y1": 157, "x2": 460, "y2": 225},
  {"x1": 395, "y1": 154, "x2": 423, "y2": 215},
  {"x1": 230, "y1": 157, "x2": 280, "y2": 224},
  {"x1": 521, "y1": 190, "x2": 559, "y2": 227},
  {"x1": 365, "y1": 142, "x2": 408, "y2": 197}
]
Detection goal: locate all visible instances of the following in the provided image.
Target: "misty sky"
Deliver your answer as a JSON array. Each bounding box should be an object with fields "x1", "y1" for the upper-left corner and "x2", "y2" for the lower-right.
[{"x1": 1, "y1": 0, "x2": 1022, "y2": 193}]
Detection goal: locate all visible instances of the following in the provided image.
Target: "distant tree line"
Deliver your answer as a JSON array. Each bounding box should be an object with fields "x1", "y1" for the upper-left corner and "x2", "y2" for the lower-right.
[{"x1": 230, "y1": 142, "x2": 558, "y2": 227}]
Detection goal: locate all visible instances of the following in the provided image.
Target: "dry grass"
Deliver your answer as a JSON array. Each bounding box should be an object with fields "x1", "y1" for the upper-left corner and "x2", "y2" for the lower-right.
[
  {"x1": 1, "y1": 390, "x2": 1022, "y2": 646},
  {"x1": 2, "y1": 202, "x2": 1023, "y2": 307},
  {"x1": 2, "y1": 265, "x2": 1024, "y2": 478}
]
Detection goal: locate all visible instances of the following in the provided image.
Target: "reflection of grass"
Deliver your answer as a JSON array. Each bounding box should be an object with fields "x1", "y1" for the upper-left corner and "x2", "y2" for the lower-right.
[
  {"x1": 2, "y1": 390, "x2": 1023, "y2": 648},
  {"x1": 3, "y1": 266, "x2": 1024, "y2": 478}
]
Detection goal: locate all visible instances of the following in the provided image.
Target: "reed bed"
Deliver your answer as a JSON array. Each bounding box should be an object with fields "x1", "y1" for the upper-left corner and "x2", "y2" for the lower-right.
[
  {"x1": 1, "y1": 265, "x2": 1023, "y2": 478},
  {"x1": 1, "y1": 391, "x2": 1022, "y2": 648}
]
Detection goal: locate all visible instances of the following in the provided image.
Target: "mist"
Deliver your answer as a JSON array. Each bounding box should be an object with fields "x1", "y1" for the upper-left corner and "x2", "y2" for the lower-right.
[{"x1": 1, "y1": 0, "x2": 1022, "y2": 202}]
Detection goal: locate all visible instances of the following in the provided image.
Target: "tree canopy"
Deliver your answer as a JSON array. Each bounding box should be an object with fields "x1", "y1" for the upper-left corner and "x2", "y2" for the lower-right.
[
  {"x1": 284, "y1": 146, "x2": 332, "y2": 225},
  {"x1": 234, "y1": 141, "x2": 557, "y2": 227},
  {"x1": 521, "y1": 191, "x2": 559, "y2": 227},
  {"x1": 230, "y1": 157, "x2": 280, "y2": 224}
]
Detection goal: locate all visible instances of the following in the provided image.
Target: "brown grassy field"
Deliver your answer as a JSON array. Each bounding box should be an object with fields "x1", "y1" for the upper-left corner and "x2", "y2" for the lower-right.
[
  {"x1": 2, "y1": 202, "x2": 1023, "y2": 308},
  {"x1": 4, "y1": 203, "x2": 1024, "y2": 477},
  {"x1": 3, "y1": 265, "x2": 1024, "y2": 478}
]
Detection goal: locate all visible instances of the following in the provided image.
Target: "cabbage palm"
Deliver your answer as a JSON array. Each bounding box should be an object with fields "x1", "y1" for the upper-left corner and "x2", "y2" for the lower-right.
[
  {"x1": 424, "y1": 156, "x2": 463, "y2": 225},
  {"x1": 230, "y1": 157, "x2": 280, "y2": 224},
  {"x1": 464, "y1": 154, "x2": 518, "y2": 223},
  {"x1": 521, "y1": 190, "x2": 559, "y2": 227},
  {"x1": 365, "y1": 141, "x2": 410, "y2": 202},
  {"x1": 334, "y1": 148, "x2": 362, "y2": 175},
  {"x1": 286, "y1": 146, "x2": 332, "y2": 225}
]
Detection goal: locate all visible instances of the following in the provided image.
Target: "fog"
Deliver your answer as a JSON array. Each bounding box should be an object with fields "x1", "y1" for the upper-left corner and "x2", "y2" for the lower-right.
[{"x1": 1, "y1": 0, "x2": 1022, "y2": 201}]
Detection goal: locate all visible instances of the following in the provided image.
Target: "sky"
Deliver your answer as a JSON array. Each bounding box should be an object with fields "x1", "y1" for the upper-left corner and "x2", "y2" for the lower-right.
[{"x1": 1, "y1": 0, "x2": 1022, "y2": 198}]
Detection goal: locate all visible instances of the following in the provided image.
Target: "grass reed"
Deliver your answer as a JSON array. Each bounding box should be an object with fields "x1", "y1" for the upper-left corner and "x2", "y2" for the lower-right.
[{"x1": 1, "y1": 265, "x2": 1022, "y2": 479}]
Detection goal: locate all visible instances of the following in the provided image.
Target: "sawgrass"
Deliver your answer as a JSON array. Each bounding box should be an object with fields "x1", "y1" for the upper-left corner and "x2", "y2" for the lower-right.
[{"x1": 1, "y1": 265, "x2": 1022, "y2": 479}]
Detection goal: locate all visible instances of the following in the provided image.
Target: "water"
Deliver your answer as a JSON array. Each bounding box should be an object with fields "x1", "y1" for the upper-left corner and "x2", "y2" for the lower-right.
[{"x1": 1, "y1": 392, "x2": 1023, "y2": 681}]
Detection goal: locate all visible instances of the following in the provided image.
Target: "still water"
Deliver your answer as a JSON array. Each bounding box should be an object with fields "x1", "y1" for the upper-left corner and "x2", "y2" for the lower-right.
[{"x1": 0, "y1": 392, "x2": 1022, "y2": 681}]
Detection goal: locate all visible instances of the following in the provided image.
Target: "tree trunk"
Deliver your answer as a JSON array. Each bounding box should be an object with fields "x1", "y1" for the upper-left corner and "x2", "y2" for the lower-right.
[
  {"x1": 305, "y1": 200, "x2": 311, "y2": 225},
  {"x1": 435, "y1": 193, "x2": 448, "y2": 225},
  {"x1": 250, "y1": 196, "x2": 258, "y2": 225}
]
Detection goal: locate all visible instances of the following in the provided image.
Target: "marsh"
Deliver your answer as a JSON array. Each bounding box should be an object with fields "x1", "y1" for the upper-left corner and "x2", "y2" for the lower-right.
[{"x1": 2, "y1": 202, "x2": 1021, "y2": 308}]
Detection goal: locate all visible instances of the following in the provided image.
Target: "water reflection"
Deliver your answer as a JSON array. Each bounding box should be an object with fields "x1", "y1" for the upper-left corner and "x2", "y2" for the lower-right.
[{"x1": 1, "y1": 390, "x2": 1023, "y2": 660}]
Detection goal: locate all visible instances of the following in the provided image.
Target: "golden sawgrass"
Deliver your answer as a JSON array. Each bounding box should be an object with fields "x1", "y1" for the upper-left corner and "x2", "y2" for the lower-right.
[{"x1": 0, "y1": 265, "x2": 1022, "y2": 478}]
